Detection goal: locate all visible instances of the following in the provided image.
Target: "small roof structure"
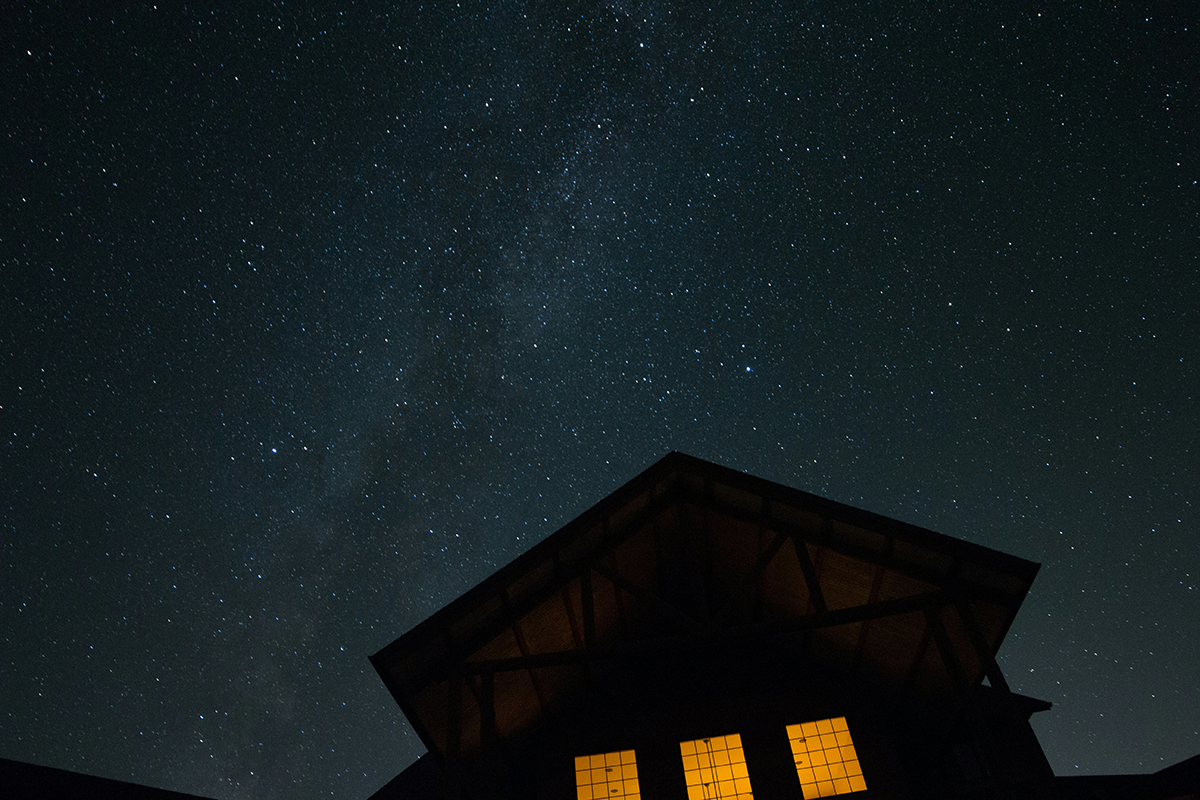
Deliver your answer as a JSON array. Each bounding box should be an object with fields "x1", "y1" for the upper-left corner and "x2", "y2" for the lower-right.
[{"x1": 371, "y1": 452, "x2": 1039, "y2": 766}]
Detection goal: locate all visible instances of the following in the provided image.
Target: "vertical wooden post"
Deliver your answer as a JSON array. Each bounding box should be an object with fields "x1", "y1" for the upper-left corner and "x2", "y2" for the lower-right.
[
  {"x1": 581, "y1": 567, "x2": 596, "y2": 647},
  {"x1": 446, "y1": 674, "x2": 462, "y2": 760},
  {"x1": 480, "y1": 670, "x2": 496, "y2": 748}
]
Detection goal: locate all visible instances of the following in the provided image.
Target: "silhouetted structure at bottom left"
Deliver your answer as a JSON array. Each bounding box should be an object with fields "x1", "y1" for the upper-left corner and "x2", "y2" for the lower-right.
[{"x1": 0, "y1": 756, "x2": 217, "y2": 800}]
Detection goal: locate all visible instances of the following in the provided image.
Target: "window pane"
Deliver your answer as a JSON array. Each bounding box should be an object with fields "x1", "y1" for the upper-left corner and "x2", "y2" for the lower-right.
[
  {"x1": 679, "y1": 734, "x2": 755, "y2": 799},
  {"x1": 576, "y1": 750, "x2": 642, "y2": 800},
  {"x1": 786, "y1": 717, "x2": 867, "y2": 797}
]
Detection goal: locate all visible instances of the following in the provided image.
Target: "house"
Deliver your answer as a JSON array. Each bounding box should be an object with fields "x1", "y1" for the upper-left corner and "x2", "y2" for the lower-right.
[{"x1": 370, "y1": 452, "x2": 1186, "y2": 799}]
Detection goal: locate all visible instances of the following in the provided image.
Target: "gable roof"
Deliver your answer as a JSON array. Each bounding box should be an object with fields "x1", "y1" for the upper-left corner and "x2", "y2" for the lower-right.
[{"x1": 370, "y1": 452, "x2": 1039, "y2": 765}]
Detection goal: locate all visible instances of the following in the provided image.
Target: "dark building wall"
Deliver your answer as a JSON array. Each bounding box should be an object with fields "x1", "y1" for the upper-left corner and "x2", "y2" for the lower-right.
[{"x1": 419, "y1": 642, "x2": 1052, "y2": 800}]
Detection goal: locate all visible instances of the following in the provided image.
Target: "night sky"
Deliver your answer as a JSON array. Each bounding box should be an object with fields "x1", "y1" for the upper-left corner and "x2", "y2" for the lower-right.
[{"x1": 2, "y1": 3, "x2": 1197, "y2": 798}]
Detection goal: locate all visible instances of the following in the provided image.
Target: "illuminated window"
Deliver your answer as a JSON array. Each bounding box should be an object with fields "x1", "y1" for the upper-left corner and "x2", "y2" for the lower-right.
[
  {"x1": 575, "y1": 750, "x2": 640, "y2": 800},
  {"x1": 679, "y1": 733, "x2": 755, "y2": 800},
  {"x1": 786, "y1": 717, "x2": 867, "y2": 799}
]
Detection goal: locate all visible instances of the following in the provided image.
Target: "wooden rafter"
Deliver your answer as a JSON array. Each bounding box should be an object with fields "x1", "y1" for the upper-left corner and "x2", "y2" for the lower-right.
[
  {"x1": 694, "y1": 478, "x2": 715, "y2": 623},
  {"x1": 480, "y1": 671, "x2": 496, "y2": 747},
  {"x1": 580, "y1": 567, "x2": 596, "y2": 648},
  {"x1": 927, "y1": 605, "x2": 1006, "y2": 767},
  {"x1": 852, "y1": 564, "x2": 887, "y2": 672},
  {"x1": 408, "y1": 486, "x2": 680, "y2": 691},
  {"x1": 453, "y1": 589, "x2": 953, "y2": 675},
  {"x1": 591, "y1": 560, "x2": 703, "y2": 634},
  {"x1": 903, "y1": 615, "x2": 933, "y2": 694},
  {"x1": 710, "y1": 496, "x2": 792, "y2": 627},
  {"x1": 926, "y1": 607, "x2": 970, "y2": 690},
  {"x1": 794, "y1": 532, "x2": 828, "y2": 614},
  {"x1": 956, "y1": 600, "x2": 1012, "y2": 693},
  {"x1": 701, "y1": 490, "x2": 1028, "y2": 608},
  {"x1": 503, "y1": 592, "x2": 548, "y2": 711},
  {"x1": 561, "y1": 585, "x2": 584, "y2": 650},
  {"x1": 446, "y1": 674, "x2": 463, "y2": 759}
]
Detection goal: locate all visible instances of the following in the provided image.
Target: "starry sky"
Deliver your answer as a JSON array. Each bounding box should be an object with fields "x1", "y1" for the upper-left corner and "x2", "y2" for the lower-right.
[{"x1": 2, "y1": 3, "x2": 1197, "y2": 798}]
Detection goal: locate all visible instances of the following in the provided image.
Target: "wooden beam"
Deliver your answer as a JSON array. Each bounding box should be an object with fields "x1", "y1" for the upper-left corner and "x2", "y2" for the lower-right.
[
  {"x1": 446, "y1": 675, "x2": 462, "y2": 760},
  {"x1": 926, "y1": 607, "x2": 970, "y2": 690},
  {"x1": 561, "y1": 585, "x2": 584, "y2": 649},
  {"x1": 956, "y1": 600, "x2": 1012, "y2": 693},
  {"x1": 852, "y1": 564, "x2": 887, "y2": 673},
  {"x1": 455, "y1": 589, "x2": 953, "y2": 674},
  {"x1": 780, "y1": 588, "x2": 948, "y2": 634},
  {"x1": 480, "y1": 671, "x2": 496, "y2": 748},
  {"x1": 754, "y1": 500, "x2": 770, "y2": 621},
  {"x1": 560, "y1": 578, "x2": 596, "y2": 689},
  {"x1": 927, "y1": 607, "x2": 1005, "y2": 773},
  {"x1": 592, "y1": 561, "x2": 704, "y2": 634},
  {"x1": 653, "y1": 502, "x2": 668, "y2": 612},
  {"x1": 405, "y1": 486, "x2": 681, "y2": 689},
  {"x1": 502, "y1": 591, "x2": 549, "y2": 711},
  {"x1": 793, "y1": 533, "x2": 828, "y2": 614},
  {"x1": 581, "y1": 567, "x2": 596, "y2": 648},
  {"x1": 694, "y1": 478, "x2": 715, "y2": 623},
  {"x1": 711, "y1": 499, "x2": 791, "y2": 627},
  {"x1": 903, "y1": 616, "x2": 933, "y2": 694},
  {"x1": 614, "y1": 570, "x2": 631, "y2": 639},
  {"x1": 699, "y1": 490, "x2": 1029, "y2": 608}
]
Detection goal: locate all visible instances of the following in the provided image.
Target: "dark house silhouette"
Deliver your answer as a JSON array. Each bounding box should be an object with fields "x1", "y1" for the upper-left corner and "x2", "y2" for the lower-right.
[
  {"x1": 0, "y1": 757, "x2": 218, "y2": 800},
  {"x1": 368, "y1": 453, "x2": 1198, "y2": 800}
]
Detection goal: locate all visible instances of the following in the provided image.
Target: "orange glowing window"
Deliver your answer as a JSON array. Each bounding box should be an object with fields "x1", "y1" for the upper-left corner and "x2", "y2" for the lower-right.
[
  {"x1": 786, "y1": 717, "x2": 867, "y2": 798},
  {"x1": 679, "y1": 733, "x2": 755, "y2": 800},
  {"x1": 575, "y1": 749, "x2": 640, "y2": 800}
]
